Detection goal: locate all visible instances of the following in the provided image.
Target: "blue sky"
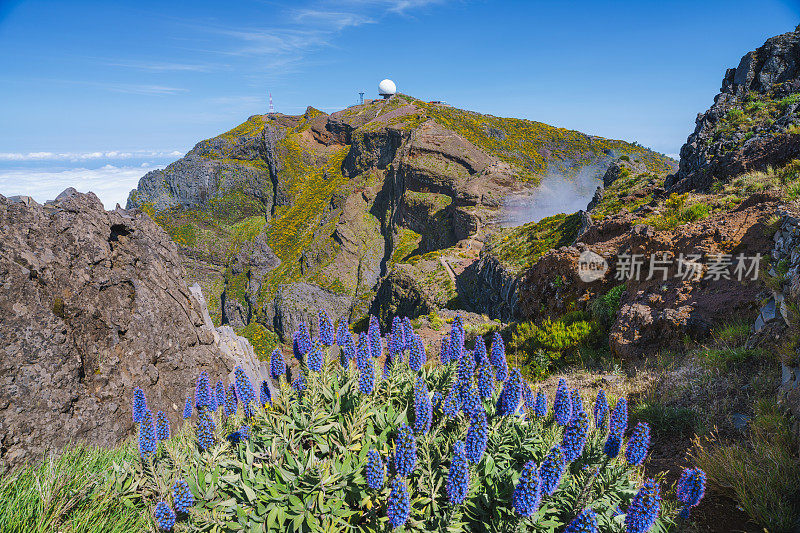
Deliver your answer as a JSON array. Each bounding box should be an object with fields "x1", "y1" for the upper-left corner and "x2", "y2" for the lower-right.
[{"x1": 0, "y1": 0, "x2": 798, "y2": 207}]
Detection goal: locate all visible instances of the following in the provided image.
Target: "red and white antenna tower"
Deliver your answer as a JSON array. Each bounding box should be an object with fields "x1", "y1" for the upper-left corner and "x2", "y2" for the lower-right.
[{"x1": 268, "y1": 92, "x2": 275, "y2": 114}]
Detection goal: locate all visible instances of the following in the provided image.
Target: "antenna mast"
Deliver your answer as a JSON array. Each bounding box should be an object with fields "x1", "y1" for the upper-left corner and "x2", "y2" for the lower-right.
[
  {"x1": 359, "y1": 92, "x2": 365, "y2": 105},
  {"x1": 268, "y1": 92, "x2": 275, "y2": 114}
]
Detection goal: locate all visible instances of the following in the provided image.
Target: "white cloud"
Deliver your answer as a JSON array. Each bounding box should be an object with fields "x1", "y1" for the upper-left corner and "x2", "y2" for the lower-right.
[
  {"x1": 0, "y1": 165, "x2": 158, "y2": 209},
  {"x1": 105, "y1": 60, "x2": 222, "y2": 72},
  {"x1": 0, "y1": 150, "x2": 184, "y2": 162}
]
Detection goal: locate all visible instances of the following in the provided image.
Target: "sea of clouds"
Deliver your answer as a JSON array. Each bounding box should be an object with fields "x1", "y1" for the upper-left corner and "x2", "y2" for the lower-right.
[{"x1": 0, "y1": 150, "x2": 184, "y2": 209}]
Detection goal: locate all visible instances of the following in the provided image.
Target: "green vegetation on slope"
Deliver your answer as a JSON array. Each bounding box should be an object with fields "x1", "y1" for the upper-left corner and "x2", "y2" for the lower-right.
[
  {"x1": 485, "y1": 212, "x2": 582, "y2": 275},
  {"x1": 411, "y1": 98, "x2": 675, "y2": 179}
]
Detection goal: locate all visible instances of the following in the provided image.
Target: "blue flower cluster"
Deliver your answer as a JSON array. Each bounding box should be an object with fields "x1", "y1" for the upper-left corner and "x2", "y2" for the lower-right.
[
  {"x1": 155, "y1": 410, "x2": 170, "y2": 442},
  {"x1": 182, "y1": 397, "x2": 192, "y2": 420},
  {"x1": 625, "y1": 422, "x2": 651, "y2": 466},
  {"x1": 522, "y1": 380, "x2": 535, "y2": 412},
  {"x1": 318, "y1": 310, "x2": 335, "y2": 346},
  {"x1": 465, "y1": 410, "x2": 488, "y2": 464},
  {"x1": 153, "y1": 501, "x2": 176, "y2": 531},
  {"x1": 624, "y1": 479, "x2": 661, "y2": 533},
  {"x1": 553, "y1": 379, "x2": 573, "y2": 426},
  {"x1": 390, "y1": 316, "x2": 405, "y2": 356},
  {"x1": 605, "y1": 397, "x2": 628, "y2": 457},
  {"x1": 413, "y1": 376, "x2": 432, "y2": 435},
  {"x1": 234, "y1": 366, "x2": 255, "y2": 418},
  {"x1": 366, "y1": 449, "x2": 385, "y2": 489},
  {"x1": 387, "y1": 477, "x2": 410, "y2": 529},
  {"x1": 259, "y1": 381, "x2": 271, "y2": 407},
  {"x1": 307, "y1": 341, "x2": 325, "y2": 372},
  {"x1": 335, "y1": 318, "x2": 349, "y2": 346},
  {"x1": 473, "y1": 337, "x2": 487, "y2": 366},
  {"x1": 443, "y1": 382, "x2": 461, "y2": 418},
  {"x1": 195, "y1": 410, "x2": 215, "y2": 451},
  {"x1": 357, "y1": 332, "x2": 370, "y2": 370},
  {"x1": 215, "y1": 381, "x2": 225, "y2": 411},
  {"x1": 539, "y1": 446, "x2": 566, "y2": 496},
  {"x1": 449, "y1": 315, "x2": 464, "y2": 361},
  {"x1": 476, "y1": 357, "x2": 494, "y2": 399},
  {"x1": 358, "y1": 358, "x2": 375, "y2": 394},
  {"x1": 224, "y1": 383, "x2": 238, "y2": 417},
  {"x1": 393, "y1": 424, "x2": 417, "y2": 477},
  {"x1": 457, "y1": 347, "x2": 475, "y2": 387},
  {"x1": 676, "y1": 468, "x2": 706, "y2": 519},
  {"x1": 570, "y1": 388, "x2": 584, "y2": 420},
  {"x1": 461, "y1": 385, "x2": 483, "y2": 420},
  {"x1": 409, "y1": 334, "x2": 424, "y2": 372},
  {"x1": 194, "y1": 371, "x2": 214, "y2": 412},
  {"x1": 440, "y1": 336, "x2": 451, "y2": 364},
  {"x1": 564, "y1": 508, "x2": 598, "y2": 533},
  {"x1": 270, "y1": 349, "x2": 285, "y2": 380},
  {"x1": 295, "y1": 323, "x2": 312, "y2": 357},
  {"x1": 593, "y1": 389, "x2": 608, "y2": 429},
  {"x1": 534, "y1": 390, "x2": 547, "y2": 418},
  {"x1": 292, "y1": 373, "x2": 306, "y2": 398},
  {"x1": 172, "y1": 479, "x2": 194, "y2": 514},
  {"x1": 496, "y1": 368, "x2": 522, "y2": 416},
  {"x1": 368, "y1": 316, "x2": 382, "y2": 359},
  {"x1": 489, "y1": 332, "x2": 508, "y2": 382},
  {"x1": 512, "y1": 460, "x2": 541, "y2": 517},
  {"x1": 446, "y1": 441, "x2": 469, "y2": 504},
  {"x1": 133, "y1": 386, "x2": 147, "y2": 424},
  {"x1": 561, "y1": 411, "x2": 588, "y2": 462},
  {"x1": 402, "y1": 317, "x2": 414, "y2": 350},
  {"x1": 226, "y1": 425, "x2": 251, "y2": 443},
  {"x1": 138, "y1": 409, "x2": 157, "y2": 459}
]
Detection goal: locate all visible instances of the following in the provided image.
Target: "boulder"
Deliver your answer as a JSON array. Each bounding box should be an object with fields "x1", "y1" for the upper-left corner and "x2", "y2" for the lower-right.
[{"x1": 0, "y1": 191, "x2": 255, "y2": 470}]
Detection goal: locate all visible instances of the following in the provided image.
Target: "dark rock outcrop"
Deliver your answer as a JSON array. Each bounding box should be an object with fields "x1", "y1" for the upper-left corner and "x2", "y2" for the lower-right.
[
  {"x1": 0, "y1": 191, "x2": 239, "y2": 470},
  {"x1": 669, "y1": 27, "x2": 800, "y2": 192}
]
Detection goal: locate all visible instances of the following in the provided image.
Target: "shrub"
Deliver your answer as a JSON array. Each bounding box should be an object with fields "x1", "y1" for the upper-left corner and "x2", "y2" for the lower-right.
[
  {"x1": 693, "y1": 400, "x2": 800, "y2": 531},
  {"x1": 102, "y1": 316, "x2": 688, "y2": 531}
]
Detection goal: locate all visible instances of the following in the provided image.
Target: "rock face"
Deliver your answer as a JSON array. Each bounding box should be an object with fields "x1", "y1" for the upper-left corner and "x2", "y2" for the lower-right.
[
  {"x1": 0, "y1": 191, "x2": 254, "y2": 470},
  {"x1": 669, "y1": 27, "x2": 800, "y2": 192}
]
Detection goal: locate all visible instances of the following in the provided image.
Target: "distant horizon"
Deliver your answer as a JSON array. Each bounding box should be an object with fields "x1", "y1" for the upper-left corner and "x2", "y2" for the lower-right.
[{"x1": 1, "y1": 0, "x2": 798, "y2": 207}]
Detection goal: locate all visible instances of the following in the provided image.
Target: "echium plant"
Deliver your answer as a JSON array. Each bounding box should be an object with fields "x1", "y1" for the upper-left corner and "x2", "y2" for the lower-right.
[
  {"x1": 233, "y1": 366, "x2": 256, "y2": 418},
  {"x1": 676, "y1": 468, "x2": 706, "y2": 519},
  {"x1": 625, "y1": 422, "x2": 651, "y2": 466},
  {"x1": 476, "y1": 356, "x2": 494, "y2": 399},
  {"x1": 259, "y1": 380, "x2": 271, "y2": 407},
  {"x1": 539, "y1": 446, "x2": 566, "y2": 496},
  {"x1": 318, "y1": 309, "x2": 335, "y2": 346},
  {"x1": 132, "y1": 386, "x2": 147, "y2": 424},
  {"x1": 570, "y1": 388, "x2": 584, "y2": 420},
  {"x1": 605, "y1": 397, "x2": 628, "y2": 457},
  {"x1": 465, "y1": 410, "x2": 488, "y2": 464},
  {"x1": 172, "y1": 479, "x2": 195, "y2": 515},
  {"x1": 413, "y1": 376, "x2": 432, "y2": 435},
  {"x1": 512, "y1": 460, "x2": 541, "y2": 517},
  {"x1": 393, "y1": 424, "x2": 417, "y2": 477},
  {"x1": 457, "y1": 347, "x2": 475, "y2": 388},
  {"x1": 365, "y1": 449, "x2": 385, "y2": 490},
  {"x1": 295, "y1": 322, "x2": 312, "y2": 357},
  {"x1": 442, "y1": 381, "x2": 461, "y2": 418},
  {"x1": 214, "y1": 381, "x2": 225, "y2": 411},
  {"x1": 194, "y1": 371, "x2": 214, "y2": 413},
  {"x1": 195, "y1": 410, "x2": 215, "y2": 451},
  {"x1": 625, "y1": 479, "x2": 661, "y2": 533},
  {"x1": 224, "y1": 383, "x2": 238, "y2": 417},
  {"x1": 449, "y1": 315, "x2": 464, "y2": 360},
  {"x1": 593, "y1": 389, "x2": 608, "y2": 429},
  {"x1": 153, "y1": 501, "x2": 175, "y2": 531},
  {"x1": 473, "y1": 336, "x2": 488, "y2": 366},
  {"x1": 390, "y1": 316, "x2": 405, "y2": 356},
  {"x1": 409, "y1": 334, "x2": 425, "y2": 372},
  {"x1": 534, "y1": 389, "x2": 548, "y2": 418},
  {"x1": 553, "y1": 379, "x2": 573, "y2": 426},
  {"x1": 446, "y1": 441, "x2": 469, "y2": 504},
  {"x1": 402, "y1": 316, "x2": 414, "y2": 351},
  {"x1": 359, "y1": 357, "x2": 375, "y2": 394},
  {"x1": 387, "y1": 477, "x2": 410, "y2": 529},
  {"x1": 521, "y1": 380, "x2": 535, "y2": 412},
  {"x1": 138, "y1": 409, "x2": 157, "y2": 459},
  {"x1": 270, "y1": 348, "x2": 285, "y2": 380},
  {"x1": 561, "y1": 410, "x2": 588, "y2": 462},
  {"x1": 563, "y1": 508, "x2": 598, "y2": 533},
  {"x1": 307, "y1": 341, "x2": 325, "y2": 372},
  {"x1": 440, "y1": 336, "x2": 451, "y2": 364},
  {"x1": 182, "y1": 397, "x2": 192, "y2": 420},
  {"x1": 490, "y1": 331, "x2": 508, "y2": 382},
  {"x1": 155, "y1": 411, "x2": 170, "y2": 442},
  {"x1": 368, "y1": 316, "x2": 382, "y2": 359},
  {"x1": 496, "y1": 368, "x2": 522, "y2": 416}
]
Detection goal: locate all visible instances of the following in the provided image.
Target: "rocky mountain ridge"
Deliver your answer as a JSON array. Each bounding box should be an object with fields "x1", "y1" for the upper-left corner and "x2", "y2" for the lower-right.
[{"x1": 127, "y1": 95, "x2": 674, "y2": 349}]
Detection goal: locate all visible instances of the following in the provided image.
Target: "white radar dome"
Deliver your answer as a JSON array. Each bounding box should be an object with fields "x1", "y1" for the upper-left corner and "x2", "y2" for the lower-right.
[{"x1": 378, "y1": 79, "x2": 397, "y2": 96}]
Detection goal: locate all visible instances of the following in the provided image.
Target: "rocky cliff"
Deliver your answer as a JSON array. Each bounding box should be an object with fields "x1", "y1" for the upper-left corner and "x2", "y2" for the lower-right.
[
  {"x1": 0, "y1": 190, "x2": 263, "y2": 470},
  {"x1": 668, "y1": 26, "x2": 800, "y2": 192},
  {"x1": 127, "y1": 97, "x2": 673, "y2": 339}
]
